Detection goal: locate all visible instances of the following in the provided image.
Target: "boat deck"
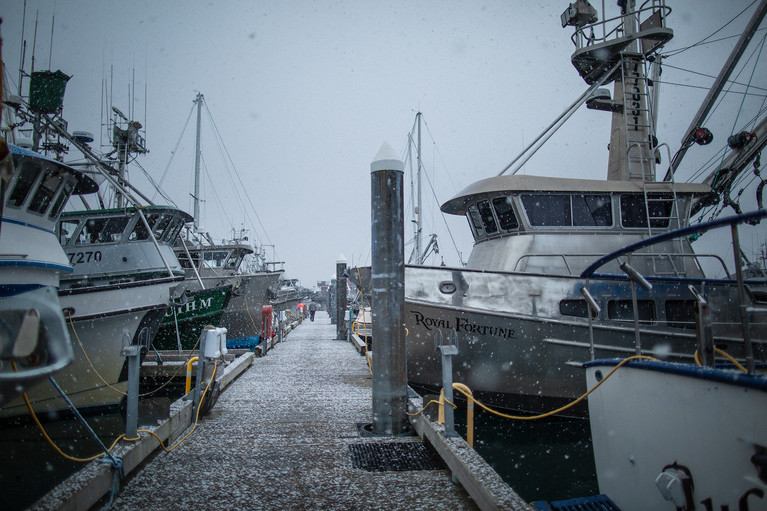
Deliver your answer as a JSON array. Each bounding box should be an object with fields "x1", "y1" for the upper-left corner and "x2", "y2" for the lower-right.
[{"x1": 102, "y1": 312, "x2": 486, "y2": 510}]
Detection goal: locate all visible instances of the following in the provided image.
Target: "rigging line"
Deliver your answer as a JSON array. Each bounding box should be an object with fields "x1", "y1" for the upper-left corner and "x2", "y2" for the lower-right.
[
  {"x1": 660, "y1": 63, "x2": 767, "y2": 93},
  {"x1": 420, "y1": 162, "x2": 465, "y2": 266},
  {"x1": 662, "y1": 0, "x2": 757, "y2": 58},
  {"x1": 200, "y1": 153, "x2": 234, "y2": 231},
  {"x1": 203, "y1": 102, "x2": 273, "y2": 248},
  {"x1": 421, "y1": 115, "x2": 459, "y2": 194},
  {"x1": 656, "y1": 80, "x2": 767, "y2": 97},
  {"x1": 203, "y1": 108, "x2": 259, "y2": 246},
  {"x1": 152, "y1": 101, "x2": 195, "y2": 201},
  {"x1": 714, "y1": 29, "x2": 767, "y2": 188},
  {"x1": 134, "y1": 160, "x2": 177, "y2": 206}
]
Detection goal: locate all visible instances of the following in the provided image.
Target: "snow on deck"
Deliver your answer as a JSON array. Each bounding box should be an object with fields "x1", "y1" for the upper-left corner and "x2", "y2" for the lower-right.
[{"x1": 108, "y1": 311, "x2": 479, "y2": 510}]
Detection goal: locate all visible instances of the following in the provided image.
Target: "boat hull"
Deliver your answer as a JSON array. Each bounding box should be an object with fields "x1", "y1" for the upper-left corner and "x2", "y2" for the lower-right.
[
  {"x1": 0, "y1": 277, "x2": 177, "y2": 419},
  {"x1": 585, "y1": 360, "x2": 767, "y2": 510},
  {"x1": 152, "y1": 284, "x2": 233, "y2": 350},
  {"x1": 404, "y1": 265, "x2": 765, "y2": 416}
]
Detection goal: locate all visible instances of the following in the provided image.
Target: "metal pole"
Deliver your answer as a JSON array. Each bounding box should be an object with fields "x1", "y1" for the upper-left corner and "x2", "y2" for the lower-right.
[
  {"x1": 193, "y1": 92, "x2": 203, "y2": 229},
  {"x1": 370, "y1": 142, "x2": 408, "y2": 435},
  {"x1": 439, "y1": 345, "x2": 459, "y2": 437},
  {"x1": 731, "y1": 223, "x2": 755, "y2": 374},
  {"x1": 416, "y1": 112, "x2": 423, "y2": 264},
  {"x1": 193, "y1": 329, "x2": 207, "y2": 410},
  {"x1": 336, "y1": 255, "x2": 347, "y2": 340},
  {"x1": 121, "y1": 345, "x2": 141, "y2": 439}
]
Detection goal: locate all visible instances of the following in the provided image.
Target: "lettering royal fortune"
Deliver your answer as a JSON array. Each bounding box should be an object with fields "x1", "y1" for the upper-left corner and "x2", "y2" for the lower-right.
[{"x1": 411, "y1": 311, "x2": 515, "y2": 339}]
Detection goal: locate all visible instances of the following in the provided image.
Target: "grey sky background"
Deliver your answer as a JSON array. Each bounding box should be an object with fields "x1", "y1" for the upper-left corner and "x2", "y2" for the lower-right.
[{"x1": 2, "y1": 1, "x2": 766, "y2": 287}]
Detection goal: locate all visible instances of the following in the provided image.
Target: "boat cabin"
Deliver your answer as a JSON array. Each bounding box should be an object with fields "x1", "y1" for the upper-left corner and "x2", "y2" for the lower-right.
[
  {"x1": 57, "y1": 206, "x2": 192, "y2": 280},
  {"x1": 441, "y1": 175, "x2": 714, "y2": 276}
]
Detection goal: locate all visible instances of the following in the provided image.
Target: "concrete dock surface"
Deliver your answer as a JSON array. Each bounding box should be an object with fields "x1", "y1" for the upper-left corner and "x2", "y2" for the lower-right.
[{"x1": 107, "y1": 312, "x2": 480, "y2": 510}]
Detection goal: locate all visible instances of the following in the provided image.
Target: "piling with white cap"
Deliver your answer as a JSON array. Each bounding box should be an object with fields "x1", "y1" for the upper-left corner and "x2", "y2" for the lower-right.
[
  {"x1": 336, "y1": 254, "x2": 348, "y2": 340},
  {"x1": 370, "y1": 142, "x2": 408, "y2": 435}
]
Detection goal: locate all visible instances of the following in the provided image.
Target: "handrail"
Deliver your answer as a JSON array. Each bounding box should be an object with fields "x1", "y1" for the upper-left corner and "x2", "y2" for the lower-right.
[{"x1": 581, "y1": 209, "x2": 767, "y2": 278}]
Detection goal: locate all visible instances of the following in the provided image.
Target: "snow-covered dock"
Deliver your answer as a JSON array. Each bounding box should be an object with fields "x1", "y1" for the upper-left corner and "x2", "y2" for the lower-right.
[{"x1": 33, "y1": 311, "x2": 531, "y2": 510}]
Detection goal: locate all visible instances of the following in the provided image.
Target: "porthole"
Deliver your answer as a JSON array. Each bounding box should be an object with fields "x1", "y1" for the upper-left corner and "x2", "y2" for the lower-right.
[{"x1": 439, "y1": 281, "x2": 457, "y2": 294}]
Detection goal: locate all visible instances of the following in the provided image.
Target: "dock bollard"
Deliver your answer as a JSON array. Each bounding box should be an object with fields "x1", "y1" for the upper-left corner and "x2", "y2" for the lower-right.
[
  {"x1": 336, "y1": 255, "x2": 347, "y2": 340},
  {"x1": 453, "y1": 383, "x2": 474, "y2": 447},
  {"x1": 185, "y1": 357, "x2": 199, "y2": 394},
  {"x1": 370, "y1": 142, "x2": 408, "y2": 435}
]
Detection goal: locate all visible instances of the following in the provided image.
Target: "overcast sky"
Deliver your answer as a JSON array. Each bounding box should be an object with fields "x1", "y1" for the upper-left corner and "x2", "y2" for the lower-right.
[{"x1": 2, "y1": 1, "x2": 766, "y2": 286}]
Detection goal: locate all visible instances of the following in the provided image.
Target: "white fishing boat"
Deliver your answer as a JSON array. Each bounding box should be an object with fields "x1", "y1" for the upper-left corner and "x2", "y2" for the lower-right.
[
  {"x1": 0, "y1": 143, "x2": 98, "y2": 408},
  {"x1": 1, "y1": 59, "x2": 193, "y2": 418},
  {"x1": 584, "y1": 210, "x2": 767, "y2": 511},
  {"x1": 404, "y1": 0, "x2": 767, "y2": 415}
]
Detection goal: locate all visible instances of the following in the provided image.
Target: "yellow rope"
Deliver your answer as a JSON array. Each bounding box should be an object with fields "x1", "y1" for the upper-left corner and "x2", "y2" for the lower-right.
[
  {"x1": 694, "y1": 347, "x2": 748, "y2": 373},
  {"x1": 67, "y1": 311, "x2": 201, "y2": 398},
  {"x1": 22, "y1": 360, "x2": 218, "y2": 461},
  {"x1": 406, "y1": 355, "x2": 659, "y2": 421}
]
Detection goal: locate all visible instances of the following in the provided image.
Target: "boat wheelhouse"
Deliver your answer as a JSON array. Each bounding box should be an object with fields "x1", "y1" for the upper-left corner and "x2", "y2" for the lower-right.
[{"x1": 0, "y1": 144, "x2": 97, "y2": 408}]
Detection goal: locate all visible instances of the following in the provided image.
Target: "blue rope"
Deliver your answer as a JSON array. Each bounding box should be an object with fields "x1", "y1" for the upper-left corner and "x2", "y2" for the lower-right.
[{"x1": 48, "y1": 376, "x2": 125, "y2": 508}]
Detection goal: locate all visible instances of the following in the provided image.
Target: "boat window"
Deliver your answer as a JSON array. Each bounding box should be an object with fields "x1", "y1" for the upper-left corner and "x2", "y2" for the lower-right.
[
  {"x1": 59, "y1": 219, "x2": 81, "y2": 246},
  {"x1": 620, "y1": 194, "x2": 673, "y2": 228},
  {"x1": 492, "y1": 196, "x2": 518, "y2": 230},
  {"x1": 8, "y1": 160, "x2": 41, "y2": 207},
  {"x1": 152, "y1": 214, "x2": 173, "y2": 240},
  {"x1": 28, "y1": 168, "x2": 66, "y2": 214},
  {"x1": 572, "y1": 194, "x2": 612, "y2": 226},
  {"x1": 559, "y1": 299, "x2": 598, "y2": 319},
  {"x1": 76, "y1": 216, "x2": 130, "y2": 244},
  {"x1": 203, "y1": 251, "x2": 228, "y2": 268},
  {"x1": 128, "y1": 213, "x2": 161, "y2": 241},
  {"x1": 476, "y1": 200, "x2": 498, "y2": 234},
  {"x1": 177, "y1": 251, "x2": 200, "y2": 269},
  {"x1": 467, "y1": 204, "x2": 488, "y2": 239},
  {"x1": 522, "y1": 194, "x2": 612, "y2": 227},
  {"x1": 225, "y1": 254, "x2": 243, "y2": 270},
  {"x1": 48, "y1": 180, "x2": 75, "y2": 220},
  {"x1": 521, "y1": 194, "x2": 571, "y2": 226},
  {"x1": 161, "y1": 217, "x2": 184, "y2": 243},
  {"x1": 607, "y1": 299, "x2": 655, "y2": 323},
  {"x1": 664, "y1": 300, "x2": 697, "y2": 329}
]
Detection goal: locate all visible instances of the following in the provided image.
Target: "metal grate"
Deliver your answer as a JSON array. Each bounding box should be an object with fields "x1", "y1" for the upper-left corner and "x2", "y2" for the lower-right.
[
  {"x1": 532, "y1": 494, "x2": 621, "y2": 511},
  {"x1": 349, "y1": 442, "x2": 446, "y2": 472}
]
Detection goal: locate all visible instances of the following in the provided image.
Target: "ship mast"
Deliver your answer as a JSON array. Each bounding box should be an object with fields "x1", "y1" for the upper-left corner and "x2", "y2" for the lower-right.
[{"x1": 193, "y1": 92, "x2": 203, "y2": 229}]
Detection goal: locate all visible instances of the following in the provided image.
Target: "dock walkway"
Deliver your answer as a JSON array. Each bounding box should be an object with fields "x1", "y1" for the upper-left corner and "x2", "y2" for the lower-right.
[{"x1": 109, "y1": 312, "x2": 479, "y2": 510}]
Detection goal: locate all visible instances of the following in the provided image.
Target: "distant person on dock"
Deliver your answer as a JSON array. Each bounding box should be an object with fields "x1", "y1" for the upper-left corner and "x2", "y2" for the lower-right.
[{"x1": 309, "y1": 301, "x2": 317, "y2": 321}]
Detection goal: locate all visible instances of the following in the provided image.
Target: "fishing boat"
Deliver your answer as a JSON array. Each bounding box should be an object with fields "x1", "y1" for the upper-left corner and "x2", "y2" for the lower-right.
[
  {"x1": 166, "y1": 93, "x2": 283, "y2": 346},
  {"x1": 404, "y1": 0, "x2": 767, "y2": 415},
  {"x1": 173, "y1": 231, "x2": 280, "y2": 345},
  {"x1": 0, "y1": 143, "x2": 98, "y2": 408},
  {"x1": 584, "y1": 210, "x2": 767, "y2": 511},
  {"x1": 0, "y1": 59, "x2": 199, "y2": 417}
]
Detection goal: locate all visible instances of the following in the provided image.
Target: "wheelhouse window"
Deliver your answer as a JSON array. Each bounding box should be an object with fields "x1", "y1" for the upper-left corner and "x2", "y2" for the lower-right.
[
  {"x1": 76, "y1": 216, "x2": 130, "y2": 244},
  {"x1": 203, "y1": 251, "x2": 228, "y2": 268},
  {"x1": 161, "y1": 217, "x2": 184, "y2": 243},
  {"x1": 8, "y1": 161, "x2": 42, "y2": 208},
  {"x1": 48, "y1": 181, "x2": 74, "y2": 219},
  {"x1": 59, "y1": 219, "x2": 81, "y2": 246},
  {"x1": 521, "y1": 194, "x2": 612, "y2": 227},
  {"x1": 467, "y1": 196, "x2": 519, "y2": 239},
  {"x1": 128, "y1": 213, "x2": 161, "y2": 241},
  {"x1": 28, "y1": 168, "x2": 67, "y2": 214},
  {"x1": 620, "y1": 194, "x2": 673, "y2": 228},
  {"x1": 607, "y1": 299, "x2": 656, "y2": 323},
  {"x1": 492, "y1": 196, "x2": 518, "y2": 230}
]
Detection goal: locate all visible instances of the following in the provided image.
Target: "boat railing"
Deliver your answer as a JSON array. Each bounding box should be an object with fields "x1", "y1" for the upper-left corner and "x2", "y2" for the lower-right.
[
  {"x1": 581, "y1": 209, "x2": 767, "y2": 279},
  {"x1": 569, "y1": 0, "x2": 672, "y2": 51},
  {"x1": 515, "y1": 251, "x2": 728, "y2": 279},
  {"x1": 579, "y1": 209, "x2": 766, "y2": 374}
]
